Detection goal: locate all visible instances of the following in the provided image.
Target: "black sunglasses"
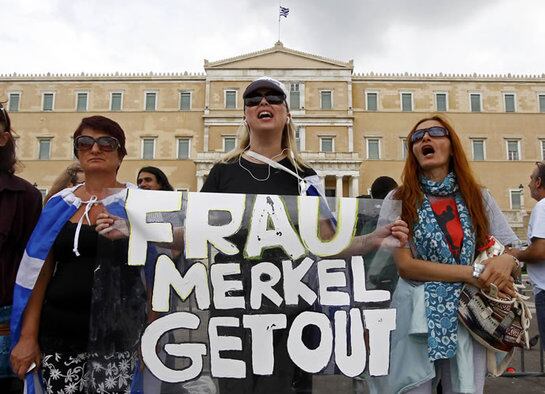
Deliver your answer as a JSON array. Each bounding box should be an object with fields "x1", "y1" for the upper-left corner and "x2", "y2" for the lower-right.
[
  {"x1": 410, "y1": 126, "x2": 449, "y2": 143},
  {"x1": 74, "y1": 135, "x2": 120, "y2": 152},
  {"x1": 244, "y1": 94, "x2": 285, "y2": 107}
]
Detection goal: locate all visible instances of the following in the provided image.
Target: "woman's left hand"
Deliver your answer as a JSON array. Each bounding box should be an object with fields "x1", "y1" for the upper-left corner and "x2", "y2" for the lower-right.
[{"x1": 478, "y1": 254, "x2": 517, "y2": 297}]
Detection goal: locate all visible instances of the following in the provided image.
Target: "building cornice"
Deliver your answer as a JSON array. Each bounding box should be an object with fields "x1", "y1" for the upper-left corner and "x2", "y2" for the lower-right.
[
  {"x1": 0, "y1": 71, "x2": 205, "y2": 82},
  {"x1": 353, "y1": 71, "x2": 545, "y2": 82}
]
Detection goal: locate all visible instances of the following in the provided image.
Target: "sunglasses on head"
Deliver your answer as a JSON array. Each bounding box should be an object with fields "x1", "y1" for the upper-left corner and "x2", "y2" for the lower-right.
[
  {"x1": 74, "y1": 135, "x2": 120, "y2": 152},
  {"x1": 410, "y1": 126, "x2": 449, "y2": 143},
  {"x1": 244, "y1": 94, "x2": 285, "y2": 107}
]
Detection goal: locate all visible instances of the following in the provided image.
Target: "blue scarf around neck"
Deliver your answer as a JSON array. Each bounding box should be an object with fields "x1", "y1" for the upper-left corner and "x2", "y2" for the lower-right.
[{"x1": 412, "y1": 172, "x2": 476, "y2": 361}]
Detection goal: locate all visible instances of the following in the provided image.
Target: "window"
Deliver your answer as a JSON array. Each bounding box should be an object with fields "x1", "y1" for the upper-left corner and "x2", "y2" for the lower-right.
[
  {"x1": 8, "y1": 93, "x2": 20, "y2": 112},
  {"x1": 320, "y1": 90, "x2": 332, "y2": 110},
  {"x1": 145, "y1": 92, "x2": 157, "y2": 111},
  {"x1": 142, "y1": 138, "x2": 155, "y2": 159},
  {"x1": 506, "y1": 139, "x2": 520, "y2": 161},
  {"x1": 470, "y1": 93, "x2": 482, "y2": 112},
  {"x1": 180, "y1": 91, "x2": 191, "y2": 111},
  {"x1": 366, "y1": 138, "x2": 381, "y2": 160},
  {"x1": 472, "y1": 139, "x2": 485, "y2": 161},
  {"x1": 42, "y1": 93, "x2": 54, "y2": 111},
  {"x1": 401, "y1": 138, "x2": 408, "y2": 160},
  {"x1": 435, "y1": 93, "x2": 447, "y2": 112},
  {"x1": 538, "y1": 94, "x2": 545, "y2": 113},
  {"x1": 366, "y1": 92, "x2": 378, "y2": 111},
  {"x1": 110, "y1": 92, "x2": 123, "y2": 111},
  {"x1": 541, "y1": 140, "x2": 545, "y2": 160},
  {"x1": 177, "y1": 138, "x2": 191, "y2": 159},
  {"x1": 38, "y1": 138, "x2": 51, "y2": 160},
  {"x1": 225, "y1": 90, "x2": 237, "y2": 109},
  {"x1": 510, "y1": 190, "x2": 523, "y2": 210},
  {"x1": 504, "y1": 93, "x2": 516, "y2": 112},
  {"x1": 320, "y1": 137, "x2": 334, "y2": 152},
  {"x1": 401, "y1": 92, "x2": 412, "y2": 112},
  {"x1": 295, "y1": 127, "x2": 301, "y2": 151},
  {"x1": 223, "y1": 136, "x2": 236, "y2": 152},
  {"x1": 290, "y1": 83, "x2": 301, "y2": 110},
  {"x1": 76, "y1": 92, "x2": 88, "y2": 112}
]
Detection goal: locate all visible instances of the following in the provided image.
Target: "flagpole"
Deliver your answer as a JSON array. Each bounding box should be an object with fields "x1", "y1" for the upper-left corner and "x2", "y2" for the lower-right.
[{"x1": 278, "y1": 0, "x2": 281, "y2": 42}]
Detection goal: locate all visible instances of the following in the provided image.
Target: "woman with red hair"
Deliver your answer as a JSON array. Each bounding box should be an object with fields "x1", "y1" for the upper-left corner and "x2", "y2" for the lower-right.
[{"x1": 371, "y1": 116, "x2": 519, "y2": 393}]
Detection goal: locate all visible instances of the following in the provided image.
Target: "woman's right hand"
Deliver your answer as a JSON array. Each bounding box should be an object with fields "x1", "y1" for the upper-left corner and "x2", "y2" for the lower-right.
[
  {"x1": 10, "y1": 336, "x2": 41, "y2": 380},
  {"x1": 95, "y1": 212, "x2": 129, "y2": 239}
]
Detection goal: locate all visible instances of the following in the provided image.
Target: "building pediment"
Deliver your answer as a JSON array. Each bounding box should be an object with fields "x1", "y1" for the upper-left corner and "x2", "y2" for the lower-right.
[{"x1": 204, "y1": 41, "x2": 353, "y2": 71}]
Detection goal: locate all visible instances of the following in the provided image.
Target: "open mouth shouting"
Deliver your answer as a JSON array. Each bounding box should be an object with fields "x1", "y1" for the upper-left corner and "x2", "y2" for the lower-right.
[
  {"x1": 257, "y1": 110, "x2": 273, "y2": 119},
  {"x1": 421, "y1": 145, "x2": 435, "y2": 157}
]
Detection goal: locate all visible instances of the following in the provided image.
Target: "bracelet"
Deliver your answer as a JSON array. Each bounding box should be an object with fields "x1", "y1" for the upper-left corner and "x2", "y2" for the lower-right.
[
  {"x1": 509, "y1": 254, "x2": 522, "y2": 277},
  {"x1": 472, "y1": 263, "x2": 485, "y2": 279}
]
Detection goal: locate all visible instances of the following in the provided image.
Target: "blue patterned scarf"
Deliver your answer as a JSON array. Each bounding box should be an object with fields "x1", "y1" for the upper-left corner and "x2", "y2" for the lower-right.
[{"x1": 412, "y1": 172, "x2": 475, "y2": 361}]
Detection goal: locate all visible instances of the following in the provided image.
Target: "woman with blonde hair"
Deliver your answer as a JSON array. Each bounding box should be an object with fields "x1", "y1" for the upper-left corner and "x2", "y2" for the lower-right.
[
  {"x1": 371, "y1": 115, "x2": 519, "y2": 393},
  {"x1": 43, "y1": 162, "x2": 84, "y2": 203}
]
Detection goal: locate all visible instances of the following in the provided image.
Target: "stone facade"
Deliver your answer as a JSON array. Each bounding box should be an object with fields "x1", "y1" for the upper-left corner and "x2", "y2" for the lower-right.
[{"x1": 1, "y1": 42, "x2": 544, "y2": 238}]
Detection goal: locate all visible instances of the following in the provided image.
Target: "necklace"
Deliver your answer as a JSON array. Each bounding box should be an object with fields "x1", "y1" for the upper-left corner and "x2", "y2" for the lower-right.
[{"x1": 238, "y1": 148, "x2": 287, "y2": 182}]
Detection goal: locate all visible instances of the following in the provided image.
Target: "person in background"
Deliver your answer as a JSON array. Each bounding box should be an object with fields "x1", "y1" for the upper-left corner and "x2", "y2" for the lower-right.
[
  {"x1": 10, "y1": 116, "x2": 144, "y2": 393},
  {"x1": 370, "y1": 176, "x2": 398, "y2": 200},
  {"x1": 43, "y1": 162, "x2": 84, "y2": 203},
  {"x1": 137, "y1": 166, "x2": 174, "y2": 191},
  {"x1": 0, "y1": 103, "x2": 42, "y2": 393},
  {"x1": 370, "y1": 115, "x2": 519, "y2": 394},
  {"x1": 507, "y1": 161, "x2": 545, "y2": 350}
]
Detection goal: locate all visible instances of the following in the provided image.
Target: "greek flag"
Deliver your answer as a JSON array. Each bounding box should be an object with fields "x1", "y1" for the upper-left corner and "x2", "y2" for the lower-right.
[
  {"x1": 279, "y1": 6, "x2": 289, "y2": 18},
  {"x1": 10, "y1": 185, "x2": 134, "y2": 394}
]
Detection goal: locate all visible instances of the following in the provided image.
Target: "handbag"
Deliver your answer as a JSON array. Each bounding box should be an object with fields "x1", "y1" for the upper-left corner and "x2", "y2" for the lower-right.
[{"x1": 458, "y1": 236, "x2": 532, "y2": 375}]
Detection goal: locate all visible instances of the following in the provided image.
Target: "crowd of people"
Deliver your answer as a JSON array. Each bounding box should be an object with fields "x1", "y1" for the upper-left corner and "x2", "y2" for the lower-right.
[{"x1": 0, "y1": 77, "x2": 544, "y2": 393}]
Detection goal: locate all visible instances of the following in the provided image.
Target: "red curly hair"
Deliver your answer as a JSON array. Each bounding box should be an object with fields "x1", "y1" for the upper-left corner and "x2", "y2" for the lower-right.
[{"x1": 394, "y1": 115, "x2": 489, "y2": 248}]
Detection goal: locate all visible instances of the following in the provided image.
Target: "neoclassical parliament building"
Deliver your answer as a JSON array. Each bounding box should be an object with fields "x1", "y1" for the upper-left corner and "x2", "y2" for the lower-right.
[{"x1": 1, "y1": 42, "x2": 544, "y2": 237}]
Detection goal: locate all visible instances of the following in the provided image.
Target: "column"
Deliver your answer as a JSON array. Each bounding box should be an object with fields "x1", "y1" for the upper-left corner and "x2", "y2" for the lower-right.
[
  {"x1": 299, "y1": 126, "x2": 306, "y2": 152},
  {"x1": 348, "y1": 125, "x2": 354, "y2": 152},
  {"x1": 351, "y1": 175, "x2": 359, "y2": 197},
  {"x1": 336, "y1": 175, "x2": 343, "y2": 197},
  {"x1": 196, "y1": 175, "x2": 204, "y2": 191},
  {"x1": 204, "y1": 126, "x2": 209, "y2": 152}
]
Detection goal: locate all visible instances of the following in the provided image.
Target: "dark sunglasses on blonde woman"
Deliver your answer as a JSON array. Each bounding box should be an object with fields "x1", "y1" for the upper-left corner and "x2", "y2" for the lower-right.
[
  {"x1": 244, "y1": 94, "x2": 285, "y2": 107},
  {"x1": 74, "y1": 135, "x2": 120, "y2": 152},
  {"x1": 410, "y1": 126, "x2": 449, "y2": 143}
]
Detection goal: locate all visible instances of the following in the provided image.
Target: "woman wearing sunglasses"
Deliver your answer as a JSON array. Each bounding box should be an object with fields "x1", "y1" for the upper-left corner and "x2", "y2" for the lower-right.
[
  {"x1": 370, "y1": 116, "x2": 519, "y2": 394},
  {"x1": 10, "y1": 116, "x2": 144, "y2": 393}
]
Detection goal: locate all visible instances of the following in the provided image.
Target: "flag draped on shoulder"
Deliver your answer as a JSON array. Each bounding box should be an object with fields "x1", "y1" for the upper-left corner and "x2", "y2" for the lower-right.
[
  {"x1": 279, "y1": 6, "x2": 289, "y2": 18},
  {"x1": 10, "y1": 183, "x2": 135, "y2": 394}
]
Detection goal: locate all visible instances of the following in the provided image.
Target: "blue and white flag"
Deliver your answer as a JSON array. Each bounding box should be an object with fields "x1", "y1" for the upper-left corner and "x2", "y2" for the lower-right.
[
  {"x1": 10, "y1": 184, "x2": 134, "y2": 394},
  {"x1": 279, "y1": 6, "x2": 289, "y2": 18}
]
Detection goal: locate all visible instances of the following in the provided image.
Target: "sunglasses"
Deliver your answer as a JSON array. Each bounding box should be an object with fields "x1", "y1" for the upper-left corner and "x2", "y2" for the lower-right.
[
  {"x1": 74, "y1": 135, "x2": 120, "y2": 152},
  {"x1": 410, "y1": 126, "x2": 449, "y2": 143},
  {"x1": 244, "y1": 94, "x2": 285, "y2": 107}
]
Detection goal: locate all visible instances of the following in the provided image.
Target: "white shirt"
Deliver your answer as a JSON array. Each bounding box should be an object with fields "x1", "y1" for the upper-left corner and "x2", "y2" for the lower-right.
[{"x1": 527, "y1": 198, "x2": 545, "y2": 292}]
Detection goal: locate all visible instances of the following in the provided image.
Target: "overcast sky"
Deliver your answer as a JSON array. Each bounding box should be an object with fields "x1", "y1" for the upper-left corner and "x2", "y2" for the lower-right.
[{"x1": 2, "y1": 0, "x2": 544, "y2": 75}]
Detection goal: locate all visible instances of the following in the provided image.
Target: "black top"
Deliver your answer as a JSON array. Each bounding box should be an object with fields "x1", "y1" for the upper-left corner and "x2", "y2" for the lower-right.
[
  {"x1": 201, "y1": 156, "x2": 316, "y2": 195},
  {"x1": 39, "y1": 222, "x2": 143, "y2": 353},
  {"x1": 40, "y1": 222, "x2": 98, "y2": 352}
]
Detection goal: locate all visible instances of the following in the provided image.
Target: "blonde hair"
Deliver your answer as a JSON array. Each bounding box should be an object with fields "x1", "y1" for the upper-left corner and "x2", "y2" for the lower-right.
[
  {"x1": 44, "y1": 162, "x2": 84, "y2": 203},
  {"x1": 220, "y1": 118, "x2": 308, "y2": 170}
]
